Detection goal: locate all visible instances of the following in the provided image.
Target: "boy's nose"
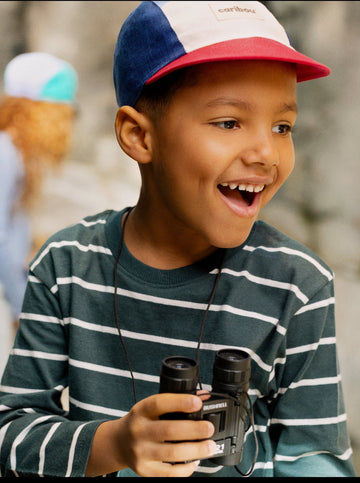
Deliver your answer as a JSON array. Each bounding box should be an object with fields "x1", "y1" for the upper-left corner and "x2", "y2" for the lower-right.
[{"x1": 241, "y1": 131, "x2": 279, "y2": 168}]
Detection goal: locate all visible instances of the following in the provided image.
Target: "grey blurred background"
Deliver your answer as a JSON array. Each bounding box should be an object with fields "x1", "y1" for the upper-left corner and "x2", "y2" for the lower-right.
[{"x1": 0, "y1": 1, "x2": 359, "y2": 475}]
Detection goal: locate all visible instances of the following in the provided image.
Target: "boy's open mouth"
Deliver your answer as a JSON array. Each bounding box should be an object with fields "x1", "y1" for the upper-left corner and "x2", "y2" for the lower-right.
[{"x1": 217, "y1": 182, "x2": 265, "y2": 207}]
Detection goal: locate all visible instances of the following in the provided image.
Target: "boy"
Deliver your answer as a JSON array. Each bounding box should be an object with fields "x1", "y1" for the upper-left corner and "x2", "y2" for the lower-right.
[{"x1": 0, "y1": 1, "x2": 356, "y2": 478}]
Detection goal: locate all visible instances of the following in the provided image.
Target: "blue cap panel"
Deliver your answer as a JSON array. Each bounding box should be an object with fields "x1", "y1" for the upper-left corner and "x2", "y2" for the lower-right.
[{"x1": 113, "y1": 1, "x2": 186, "y2": 107}]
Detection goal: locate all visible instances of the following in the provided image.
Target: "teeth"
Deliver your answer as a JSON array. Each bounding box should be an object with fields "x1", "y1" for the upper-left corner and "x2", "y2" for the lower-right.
[
  {"x1": 220, "y1": 182, "x2": 265, "y2": 193},
  {"x1": 254, "y1": 185, "x2": 264, "y2": 193}
]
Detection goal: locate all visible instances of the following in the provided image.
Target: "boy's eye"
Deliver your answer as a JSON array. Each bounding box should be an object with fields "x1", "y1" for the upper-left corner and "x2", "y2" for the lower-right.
[
  {"x1": 273, "y1": 124, "x2": 292, "y2": 135},
  {"x1": 214, "y1": 120, "x2": 238, "y2": 130}
]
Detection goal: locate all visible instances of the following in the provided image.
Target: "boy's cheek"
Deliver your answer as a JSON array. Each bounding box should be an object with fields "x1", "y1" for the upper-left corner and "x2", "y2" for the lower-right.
[{"x1": 275, "y1": 161, "x2": 295, "y2": 190}]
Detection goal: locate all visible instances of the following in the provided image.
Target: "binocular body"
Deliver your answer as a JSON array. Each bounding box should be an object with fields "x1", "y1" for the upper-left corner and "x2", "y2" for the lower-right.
[{"x1": 159, "y1": 349, "x2": 251, "y2": 466}]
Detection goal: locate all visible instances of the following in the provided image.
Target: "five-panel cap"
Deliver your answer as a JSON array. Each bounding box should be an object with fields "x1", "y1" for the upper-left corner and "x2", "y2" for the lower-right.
[
  {"x1": 4, "y1": 52, "x2": 78, "y2": 104},
  {"x1": 114, "y1": 0, "x2": 330, "y2": 107}
]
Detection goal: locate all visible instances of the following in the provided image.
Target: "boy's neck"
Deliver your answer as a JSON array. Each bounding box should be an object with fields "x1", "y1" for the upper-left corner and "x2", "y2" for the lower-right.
[{"x1": 122, "y1": 207, "x2": 218, "y2": 270}]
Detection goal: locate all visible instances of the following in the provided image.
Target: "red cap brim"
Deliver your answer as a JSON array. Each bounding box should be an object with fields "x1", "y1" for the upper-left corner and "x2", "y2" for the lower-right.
[{"x1": 147, "y1": 37, "x2": 330, "y2": 85}]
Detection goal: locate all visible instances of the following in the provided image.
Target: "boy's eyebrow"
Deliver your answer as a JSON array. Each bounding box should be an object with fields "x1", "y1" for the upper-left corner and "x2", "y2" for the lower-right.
[
  {"x1": 279, "y1": 101, "x2": 298, "y2": 114},
  {"x1": 206, "y1": 97, "x2": 298, "y2": 114},
  {"x1": 206, "y1": 98, "x2": 255, "y2": 111}
]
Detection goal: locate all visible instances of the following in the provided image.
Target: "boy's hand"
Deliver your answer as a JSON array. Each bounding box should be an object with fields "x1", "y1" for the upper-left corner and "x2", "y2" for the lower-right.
[
  {"x1": 86, "y1": 393, "x2": 216, "y2": 477},
  {"x1": 119, "y1": 393, "x2": 216, "y2": 476}
]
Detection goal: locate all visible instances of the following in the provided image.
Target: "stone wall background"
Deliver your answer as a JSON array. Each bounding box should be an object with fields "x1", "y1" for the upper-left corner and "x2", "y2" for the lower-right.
[{"x1": 0, "y1": 1, "x2": 359, "y2": 474}]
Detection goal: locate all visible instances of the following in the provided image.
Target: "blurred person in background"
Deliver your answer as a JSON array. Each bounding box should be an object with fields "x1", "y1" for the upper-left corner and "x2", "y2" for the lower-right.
[{"x1": 0, "y1": 52, "x2": 78, "y2": 334}]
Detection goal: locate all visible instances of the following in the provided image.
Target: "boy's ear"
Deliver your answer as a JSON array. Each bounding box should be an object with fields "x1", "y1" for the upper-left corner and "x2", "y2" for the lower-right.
[{"x1": 115, "y1": 106, "x2": 153, "y2": 164}]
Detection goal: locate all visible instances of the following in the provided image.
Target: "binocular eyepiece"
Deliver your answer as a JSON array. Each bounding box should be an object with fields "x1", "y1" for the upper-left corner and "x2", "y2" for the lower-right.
[{"x1": 159, "y1": 349, "x2": 251, "y2": 466}]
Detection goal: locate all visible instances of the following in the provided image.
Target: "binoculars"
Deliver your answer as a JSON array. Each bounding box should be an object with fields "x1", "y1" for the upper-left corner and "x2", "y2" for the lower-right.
[{"x1": 159, "y1": 348, "x2": 251, "y2": 466}]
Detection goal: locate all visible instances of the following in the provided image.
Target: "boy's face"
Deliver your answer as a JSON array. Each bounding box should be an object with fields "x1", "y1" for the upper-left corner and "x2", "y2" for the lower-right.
[{"x1": 143, "y1": 60, "x2": 297, "y2": 252}]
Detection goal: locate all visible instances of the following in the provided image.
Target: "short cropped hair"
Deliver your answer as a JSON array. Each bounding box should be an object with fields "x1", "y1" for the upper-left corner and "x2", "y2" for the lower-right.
[{"x1": 135, "y1": 66, "x2": 198, "y2": 120}]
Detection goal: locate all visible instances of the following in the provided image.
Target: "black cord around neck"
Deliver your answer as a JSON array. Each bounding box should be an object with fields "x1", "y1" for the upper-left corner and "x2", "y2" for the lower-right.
[
  {"x1": 195, "y1": 248, "x2": 227, "y2": 390},
  {"x1": 113, "y1": 207, "x2": 137, "y2": 402}
]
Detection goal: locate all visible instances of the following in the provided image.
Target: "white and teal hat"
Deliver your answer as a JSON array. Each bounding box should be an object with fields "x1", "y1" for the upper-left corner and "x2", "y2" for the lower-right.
[{"x1": 4, "y1": 52, "x2": 78, "y2": 104}]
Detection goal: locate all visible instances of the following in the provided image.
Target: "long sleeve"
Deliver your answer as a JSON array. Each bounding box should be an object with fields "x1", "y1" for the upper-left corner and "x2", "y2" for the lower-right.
[
  {"x1": 0, "y1": 260, "x2": 104, "y2": 477},
  {"x1": 269, "y1": 279, "x2": 355, "y2": 476}
]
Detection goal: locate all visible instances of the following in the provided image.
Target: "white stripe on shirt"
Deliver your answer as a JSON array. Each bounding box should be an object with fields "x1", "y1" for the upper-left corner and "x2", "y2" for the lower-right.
[
  {"x1": 69, "y1": 396, "x2": 127, "y2": 418},
  {"x1": 294, "y1": 297, "x2": 335, "y2": 316},
  {"x1": 243, "y1": 244, "x2": 333, "y2": 281},
  {"x1": 38, "y1": 422, "x2": 61, "y2": 475},
  {"x1": 65, "y1": 422, "x2": 88, "y2": 477},
  {"x1": 31, "y1": 240, "x2": 112, "y2": 271},
  {"x1": 10, "y1": 415, "x2": 53, "y2": 470},
  {"x1": 275, "y1": 447, "x2": 353, "y2": 462},
  {"x1": 271, "y1": 413, "x2": 347, "y2": 426},
  {"x1": 212, "y1": 267, "x2": 309, "y2": 304}
]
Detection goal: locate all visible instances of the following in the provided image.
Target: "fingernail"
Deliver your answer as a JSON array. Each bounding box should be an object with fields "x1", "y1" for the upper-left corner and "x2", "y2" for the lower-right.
[
  {"x1": 209, "y1": 440, "x2": 218, "y2": 455},
  {"x1": 190, "y1": 396, "x2": 203, "y2": 412}
]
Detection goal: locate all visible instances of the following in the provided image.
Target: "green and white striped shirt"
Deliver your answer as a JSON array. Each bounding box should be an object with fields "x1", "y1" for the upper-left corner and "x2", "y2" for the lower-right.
[{"x1": 0, "y1": 208, "x2": 356, "y2": 477}]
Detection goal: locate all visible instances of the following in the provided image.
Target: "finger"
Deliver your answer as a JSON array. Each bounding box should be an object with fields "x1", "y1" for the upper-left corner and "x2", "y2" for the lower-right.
[
  {"x1": 139, "y1": 459, "x2": 201, "y2": 478},
  {"x1": 162, "y1": 460, "x2": 201, "y2": 478},
  {"x1": 196, "y1": 389, "x2": 211, "y2": 401},
  {"x1": 156, "y1": 418, "x2": 214, "y2": 442},
  {"x1": 158, "y1": 438, "x2": 218, "y2": 464},
  {"x1": 137, "y1": 393, "x2": 203, "y2": 419}
]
